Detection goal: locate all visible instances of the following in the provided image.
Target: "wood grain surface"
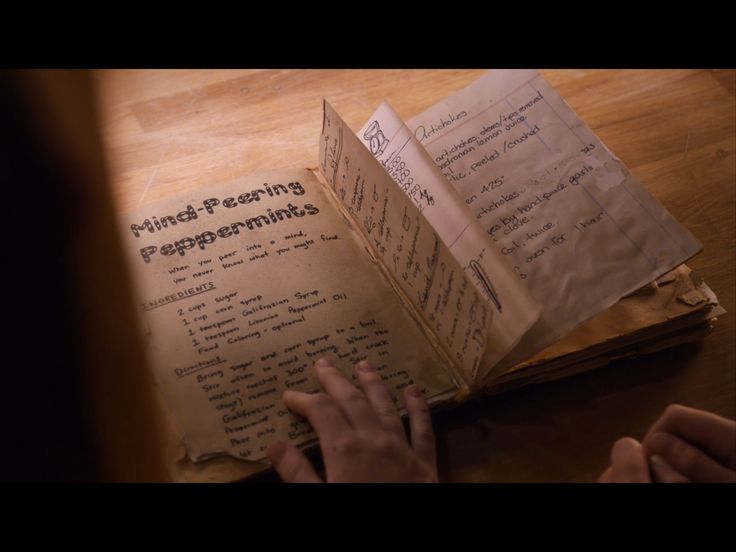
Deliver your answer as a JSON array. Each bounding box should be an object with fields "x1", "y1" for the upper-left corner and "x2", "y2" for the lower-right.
[{"x1": 94, "y1": 69, "x2": 735, "y2": 482}]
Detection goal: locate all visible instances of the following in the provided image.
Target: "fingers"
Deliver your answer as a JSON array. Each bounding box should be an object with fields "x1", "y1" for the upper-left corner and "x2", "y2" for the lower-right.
[
  {"x1": 354, "y1": 361, "x2": 404, "y2": 436},
  {"x1": 282, "y1": 358, "x2": 437, "y2": 476},
  {"x1": 313, "y1": 357, "x2": 380, "y2": 430},
  {"x1": 599, "y1": 450, "x2": 691, "y2": 483},
  {"x1": 282, "y1": 388, "x2": 351, "y2": 445},
  {"x1": 643, "y1": 404, "x2": 736, "y2": 469},
  {"x1": 404, "y1": 385, "x2": 436, "y2": 467},
  {"x1": 607, "y1": 437, "x2": 651, "y2": 482},
  {"x1": 267, "y1": 441, "x2": 322, "y2": 483},
  {"x1": 646, "y1": 431, "x2": 736, "y2": 483},
  {"x1": 649, "y1": 454, "x2": 690, "y2": 483}
]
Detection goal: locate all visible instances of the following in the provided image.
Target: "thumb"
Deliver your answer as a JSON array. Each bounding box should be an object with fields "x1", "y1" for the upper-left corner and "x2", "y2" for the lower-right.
[
  {"x1": 609, "y1": 437, "x2": 651, "y2": 483},
  {"x1": 267, "y1": 441, "x2": 322, "y2": 483}
]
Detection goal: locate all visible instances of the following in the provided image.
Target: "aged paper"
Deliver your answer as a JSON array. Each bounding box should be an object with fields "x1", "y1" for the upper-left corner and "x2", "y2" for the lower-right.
[
  {"x1": 121, "y1": 168, "x2": 458, "y2": 462},
  {"x1": 489, "y1": 266, "x2": 722, "y2": 391},
  {"x1": 406, "y1": 70, "x2": 702, "y2": 376},
  {"x1": 358, "y1": 101, "x2": 542, "y2": 371},
  {"x1": 320, "y1": 101, "x2": 491, "y2": 383}
]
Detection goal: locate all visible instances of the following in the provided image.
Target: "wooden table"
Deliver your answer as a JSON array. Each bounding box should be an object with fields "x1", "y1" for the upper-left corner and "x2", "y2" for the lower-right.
[{"x1": 95, "y1": 69, "x2": 735, "y2": 482}]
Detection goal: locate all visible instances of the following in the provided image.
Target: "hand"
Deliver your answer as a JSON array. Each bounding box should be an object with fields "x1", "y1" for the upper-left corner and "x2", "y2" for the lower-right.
[
  {"x1": 597, "y1": 437, "x2": 652, "y2": 483},
  {"x1": 642, "y1": 404, "x2": 736, "y2": 483},
  {"x1": 598, "y1": 405, "x2": 736, "y2": 483},
  {"x1": 266, "y1": 357, "x2": 439, "y2": 483}
]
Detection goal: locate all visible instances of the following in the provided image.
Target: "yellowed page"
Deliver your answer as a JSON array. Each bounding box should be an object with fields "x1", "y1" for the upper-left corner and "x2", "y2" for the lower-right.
[
  {"x1": 120, "y1": 168, "x2": 458, "y2": 462},
  {"x1": 406, "y1": 70, "x2": 702, "y2": 375},
  {"x1": 320, "y1": 102, "x2": 491, "y2": 383},
  {"x1": 489, "y1": 266, "x2": 722, "y2": 390},
  {"x1": 358, "y1": 101, "x2": 542, "y2": 372}
]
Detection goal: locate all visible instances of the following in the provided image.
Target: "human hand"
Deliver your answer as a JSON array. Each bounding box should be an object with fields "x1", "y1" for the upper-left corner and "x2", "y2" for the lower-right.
[
  {"x1": 642, "y1": 404, "x2": 736, "y2": 483},
  {"x1": 598, "y1": 405, "x2": 736, "y2": 483},
  {"x1": 266, "y1": 357, "x2": 439, "y2": 483},
  {"x1": 597, "y1": 436, "x2": 652, "y2": 483}
]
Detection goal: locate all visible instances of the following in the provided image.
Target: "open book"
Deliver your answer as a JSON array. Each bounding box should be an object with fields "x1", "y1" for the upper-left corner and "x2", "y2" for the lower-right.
[{"x1": 120, "y1": 70, "x2": 721, "y2": 478}]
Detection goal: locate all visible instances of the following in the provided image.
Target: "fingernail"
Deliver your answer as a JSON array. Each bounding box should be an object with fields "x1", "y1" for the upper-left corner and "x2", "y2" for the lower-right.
[
  {"x1": 315, "y1": 357, "x2": 333, "y2": 369},
  {"x1": 356, "y1": 361, "x2": 375, "y2": 372},
  {"x1": 650, "y1": 455, "x2": 667, "y2": 467},
  {"x1": 406, "y1": 384, "x2": 423, "y2": 397}
]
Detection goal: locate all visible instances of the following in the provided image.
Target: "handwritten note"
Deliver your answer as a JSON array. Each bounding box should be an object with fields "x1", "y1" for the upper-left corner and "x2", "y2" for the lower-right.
[
  {"x1": 407, "y1": 70, "x2": 702, "y2": 375},
  {"x1": 121, "y1": 169, "x2": 459, "y2": 462},
  {"x1": 320, "y1": 102, "x2": 491, "y2": 382},
  {"x1": 358, "y1": 101, "x2": 542, "y2": 370}
]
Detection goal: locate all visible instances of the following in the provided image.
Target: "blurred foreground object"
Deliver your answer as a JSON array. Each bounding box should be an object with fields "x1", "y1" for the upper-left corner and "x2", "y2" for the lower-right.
[{"x1": 0, "y1": 70, "x2": 167, "y2": 481}]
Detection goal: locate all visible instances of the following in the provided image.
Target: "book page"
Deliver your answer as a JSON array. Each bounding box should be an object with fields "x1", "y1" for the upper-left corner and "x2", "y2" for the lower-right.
[
  {"x1": 358, "y1": 102, "x2": 542, "y2": 370},
  {"x1": 320, "y1": 102, "x2": 491, "y2": 383},
  {"x1": 406, "y1": 70, "x2": 702, "y2": 375},
  {"x1": 120, "y1": 168, "x2": 458, "y2": 462}
]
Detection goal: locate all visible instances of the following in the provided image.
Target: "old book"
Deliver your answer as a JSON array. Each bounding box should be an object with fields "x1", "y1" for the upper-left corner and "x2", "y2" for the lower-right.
[{"x1": 119, "y1": 70, "x2": 722, "y2": 481}]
